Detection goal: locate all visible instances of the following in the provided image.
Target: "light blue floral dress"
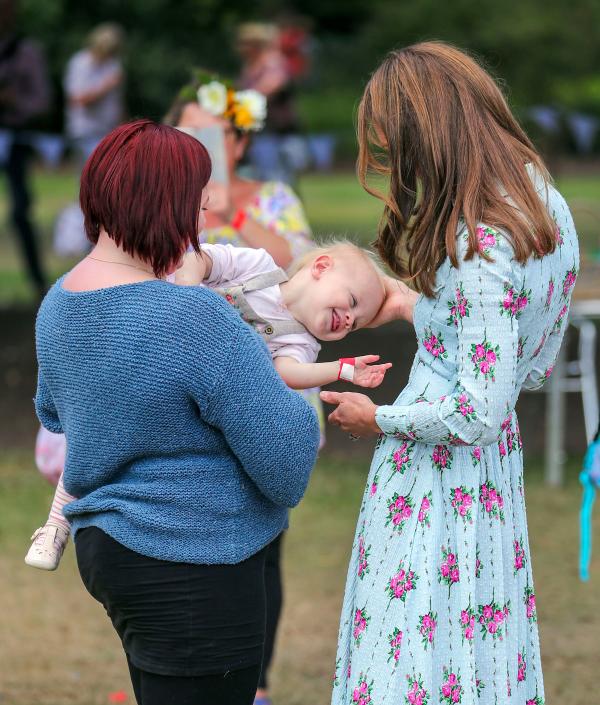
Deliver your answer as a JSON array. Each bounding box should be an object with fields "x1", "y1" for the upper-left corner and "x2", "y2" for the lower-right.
[{"x1": 332, "y1": 175, "x2": 579, "y2": 705}]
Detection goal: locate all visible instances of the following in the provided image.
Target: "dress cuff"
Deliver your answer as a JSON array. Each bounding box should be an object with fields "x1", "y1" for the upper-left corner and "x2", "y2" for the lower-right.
[{"x1": 375, "y1": 405, "x2": 414, "y2": 439}]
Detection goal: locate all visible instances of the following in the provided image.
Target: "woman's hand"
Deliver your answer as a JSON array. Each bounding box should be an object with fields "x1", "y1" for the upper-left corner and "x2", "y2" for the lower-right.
[
  {"x1": 320, "y1": 391, "x2": 381, "y2": 438},
  {"x1": 368, "y1": 276, "x2": 420, "y2": 327}
]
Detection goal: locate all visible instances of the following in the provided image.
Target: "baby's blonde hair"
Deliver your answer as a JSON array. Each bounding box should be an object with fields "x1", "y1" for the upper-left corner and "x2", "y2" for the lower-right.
[{"x1": 288, "y1": 238, "x2": 387, "y2": 280}]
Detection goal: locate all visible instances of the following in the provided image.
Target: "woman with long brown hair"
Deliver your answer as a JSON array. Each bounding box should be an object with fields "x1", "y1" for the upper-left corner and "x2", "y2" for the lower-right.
[{"x1": 322, "y1": 42, "x2": 578, "y2": 704}]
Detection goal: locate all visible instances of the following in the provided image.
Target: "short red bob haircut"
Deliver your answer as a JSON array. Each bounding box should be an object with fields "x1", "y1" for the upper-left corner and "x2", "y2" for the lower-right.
[{"x1": 80, "y1": 119, "x2": 211, "y2": 277}]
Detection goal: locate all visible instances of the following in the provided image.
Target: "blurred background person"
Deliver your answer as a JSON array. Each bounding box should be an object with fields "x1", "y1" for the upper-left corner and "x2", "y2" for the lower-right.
[
  {"x1": 63, "y1": 22, "x2": 124, "y2": 168},
  {"x1": 166, "y1": 73, "x2": 324, "y2": 705},
  {"x1": 236, "y1": 22, "x2": 308, "y2": 186},
  {"x1": 54, "y1": 23, "x2": 124, "y2": 258},
  {"x1": 0, "y1": 0, "x2": 50, "y2": 298}
]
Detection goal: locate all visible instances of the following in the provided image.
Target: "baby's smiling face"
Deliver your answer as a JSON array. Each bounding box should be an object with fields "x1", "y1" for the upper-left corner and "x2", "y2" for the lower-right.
[{"x1": 296, "y1": 250, "x2": 385, "y2": 342}]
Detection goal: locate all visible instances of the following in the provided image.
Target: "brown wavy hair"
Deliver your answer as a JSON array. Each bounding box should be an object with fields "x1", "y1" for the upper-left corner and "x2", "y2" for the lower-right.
[{"x1": 357, "y1": 41, "x2": 556, "y2": 297}]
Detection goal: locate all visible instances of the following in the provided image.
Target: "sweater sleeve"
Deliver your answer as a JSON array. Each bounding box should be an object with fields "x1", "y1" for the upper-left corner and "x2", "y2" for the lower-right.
[
  {"x1": 376, "y1": 227, "x2": 520, "y2": 447},
  {"x1": 35, "y1": 369, "x2": 63, "y2": 434},
  {"x1": 201, "y1": 322, "x2": 320, "y2": 507}
]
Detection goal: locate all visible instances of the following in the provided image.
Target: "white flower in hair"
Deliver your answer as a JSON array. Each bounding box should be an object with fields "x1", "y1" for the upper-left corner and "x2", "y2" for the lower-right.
[
  {"x1": 197, "y1": 81, "x2": 228, "y2": 116},
  {"x1": 234, "y1": 90, "x2": 267, "y2": 130}
]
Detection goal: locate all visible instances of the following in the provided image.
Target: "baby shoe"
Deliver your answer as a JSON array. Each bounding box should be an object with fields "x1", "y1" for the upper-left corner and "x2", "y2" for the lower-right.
[{"x1": 24, "y1": 523, "x2": 70, "y2": 570}]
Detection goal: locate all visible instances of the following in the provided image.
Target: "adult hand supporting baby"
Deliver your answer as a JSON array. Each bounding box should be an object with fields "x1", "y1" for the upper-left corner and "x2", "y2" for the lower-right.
[
  {"x1": 320, "y1": 391, "x2": 381, "y2": 437},
  {"x1": 368, "y1": 276, "x2": 420, "y2": 327}
]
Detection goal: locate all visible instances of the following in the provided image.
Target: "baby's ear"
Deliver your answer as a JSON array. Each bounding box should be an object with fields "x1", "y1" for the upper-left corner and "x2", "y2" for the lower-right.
[{"x1": 311, "y1": 254, "x2": 333, "y2": 279}]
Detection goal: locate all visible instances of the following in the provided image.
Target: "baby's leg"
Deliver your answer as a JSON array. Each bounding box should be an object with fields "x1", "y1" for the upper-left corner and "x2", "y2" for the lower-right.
[
  {"x1": 47, "y1": 474, "x2": 74, "y2": 531},
  {"x1": 25, "y1": 473, "x2": 75, "y2": 571}
]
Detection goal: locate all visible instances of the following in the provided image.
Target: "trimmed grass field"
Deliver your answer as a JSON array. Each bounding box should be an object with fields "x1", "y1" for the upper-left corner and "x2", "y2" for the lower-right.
[{"x1": 0, "y1": 451, "x2": 598, "y2": 705}]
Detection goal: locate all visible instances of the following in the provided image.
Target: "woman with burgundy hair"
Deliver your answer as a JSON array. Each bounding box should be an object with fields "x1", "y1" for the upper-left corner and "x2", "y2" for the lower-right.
[
  {"x1": 32, "y1": 119, "x2": 320, "y2": 705},
  {"x1": 322, "y1": 43, "x2": 578, "y2": 704}
]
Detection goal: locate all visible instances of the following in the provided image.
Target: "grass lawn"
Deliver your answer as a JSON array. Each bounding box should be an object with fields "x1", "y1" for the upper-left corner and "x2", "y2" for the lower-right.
[
  {"x1": 1, "y1": 166, "x2": 600, "y2": 305},
  {"x1": 0, "y1": 450, "x2": 598, "y2": 705}
]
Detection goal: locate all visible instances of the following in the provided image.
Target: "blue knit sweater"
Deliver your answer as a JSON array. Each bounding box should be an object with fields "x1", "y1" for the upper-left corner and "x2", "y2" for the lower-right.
[{"x1": 35, "y1": 278, "x2": 320, "y2": 564}]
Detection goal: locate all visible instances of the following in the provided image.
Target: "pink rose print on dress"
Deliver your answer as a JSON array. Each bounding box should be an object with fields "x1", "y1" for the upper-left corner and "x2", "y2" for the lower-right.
[
  {"x1": 545, "y1": 278, "x2": 555, "y2": 309},
  {"x1": 423, "y1": 328, "x2": 448, "y2": 360},
  {"x1": 517, "y1": 648, "x2": 527, "y2": 682},
  {"x1": 357, "y1": 531, "x2": 371, "y2": 580},
  {"x1": 562, "y1": 266, "x2": 578, "y2": 299},
  {"x1": 506, "y1": 427, "x2": 517, "y2": 455},
  {"x1": 333, "y1": 657, "x2": 341, "y2": 687},
  {"x1": 418, "y1": 492, "x2": 433, "y2": 528},
  {"x1": 370, "y1": 473, "x2": 379, "y2": 496},
  {"x1": 386, "y1": 492, "x2": 415, "y2": 534},
  {"x1": 353, "y1": 606, "x2": 370, "y2": 646},
  {"x1": 475, "y1": 226, "x2": 498, "y2": 255},
  {"x1": 447, "y1": 283, "x2": 472, "y2": 328},
  {"x1": 498, "y1": 439, "x2": 507, "y2": 457},
  {"x1": 387, "y1": 627, "x2": 403, "y2": 663},
  {"x1": 470, "y1": 338, "x2": 500, "y2": 381},
  {"x1": 517, "y1": 335, "x2": 528, "y2": 360},
  {"x1": 352, "y1": 674, "x2": 374, "y2": 705},
  {"x1": 499, "y1": 282, "x2": 531, "y2": 320},
  {"x1": 475, "y1": 674, "x2": 485, "y2": 697},
  {"x1": 524, "y1": 586, "x2": 537, "y2": 622},
  {"x1": 471, "y1": 447, "x2": 482, "y2": 467},
  {"x1": 514, "y1": 536, "x2": 526, "y2": 575},
  {"x1": 459, "y1": 605, "x2": 476, "y2": 644},
  {"x1": 439, "y1": 666, "x2": 464, "y2": 705},
  {"x1": 445, "y1": 432, "x2": 468, "y2": 447},
  {"x1": 554, "y1": 216, "x2": 565, "y2": 246},
  {"x1": 438, "y1": 546, "x2": 460, "y2": 589},
  {"x1": 479, "y1": 480, "x2": 505, "y2": 522},
  {"x1": 432, "y1": 444, "x2": 453, "y2": 472},
  {"x1": 418, "y1": 610, "x2": 437, "y2": 649},
  {"x1": 553, "y1": 304, "x2": 568, "y2": 333},
  {"x1": 392, "y1": 423, "x2": 419, "y2": 442},
  {"x1": 389, "y1": 441, "x2": 415, "y2": 475},
  {"x1": 478, "y1": 598, "x2": 510, "y2": 640},
  {"x1": 386, "y1": 562, "x2": 419, "y2": 603},
  {"x1": 405, "y1": 673, "x2": 430, "y2": 705},
  {"x1": 451, "y1": 486, "x2": 475, "y2": 523},
  {"x1": 454, "y1": 392, "x2": 477, "y2": 422},
  {"x1": 475, "y1": 548, "x2": 484, "y2": 578},
  {"x1": 526, "y1": 695, "x2": 544, "y2": 705}
]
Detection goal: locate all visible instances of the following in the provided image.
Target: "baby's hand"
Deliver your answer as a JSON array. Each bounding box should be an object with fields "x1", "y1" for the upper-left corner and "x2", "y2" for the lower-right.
[{"x1": 352, "y1": 354, "x2": 392, "y2": 388}]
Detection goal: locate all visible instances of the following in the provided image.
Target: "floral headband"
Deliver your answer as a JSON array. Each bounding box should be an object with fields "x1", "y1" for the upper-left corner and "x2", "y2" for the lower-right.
[{"x1": 179, "y1": 71, "x2": 266, "y2": 133}]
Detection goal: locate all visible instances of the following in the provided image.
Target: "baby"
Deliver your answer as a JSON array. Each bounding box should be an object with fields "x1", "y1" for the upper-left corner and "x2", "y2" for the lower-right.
[{"x1": 25, "y1": 241, "x2": 391, "y2": 570}]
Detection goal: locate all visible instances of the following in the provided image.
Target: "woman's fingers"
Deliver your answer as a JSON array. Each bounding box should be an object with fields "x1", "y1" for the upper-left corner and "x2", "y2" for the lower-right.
[{"x1": 320, "y1": 390, "x2": 344, "y2": 405}]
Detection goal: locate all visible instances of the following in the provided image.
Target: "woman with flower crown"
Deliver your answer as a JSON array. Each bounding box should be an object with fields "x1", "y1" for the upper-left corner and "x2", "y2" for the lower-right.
[{"x1": 165, "y1": 74, "x2": 323, "y2": 705}]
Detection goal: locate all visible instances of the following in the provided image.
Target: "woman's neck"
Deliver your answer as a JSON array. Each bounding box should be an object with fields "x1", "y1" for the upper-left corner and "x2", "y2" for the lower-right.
[{"x1": 91, "y1": 230, "x2": 154, "y2": 274}]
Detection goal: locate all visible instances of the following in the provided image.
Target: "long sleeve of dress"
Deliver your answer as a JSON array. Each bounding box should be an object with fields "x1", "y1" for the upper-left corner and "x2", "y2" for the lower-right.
[
  {"x1": 376, "y1": 228, "x2": 520, "y2": 447},
  {"x1": 202, "y1": 321, "x2": 320, "y2": 507}
]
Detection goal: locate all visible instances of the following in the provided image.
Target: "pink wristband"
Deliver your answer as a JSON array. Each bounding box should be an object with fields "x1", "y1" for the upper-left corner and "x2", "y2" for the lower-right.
[
  {"x1": 231, "y1": 209, "x2": 247, "y2": 231},
  {"x1": 338, "y1": 357, "x2": 355, "y2": 382}
]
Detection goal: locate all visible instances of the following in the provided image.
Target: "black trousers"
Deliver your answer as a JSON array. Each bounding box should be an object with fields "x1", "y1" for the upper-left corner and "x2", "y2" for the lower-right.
[
  {"x1": 258, "y1": 532, "x2": 283, "y2": 690},
  {"x1": 1, "y1": 140, "x2": 47, "y2": 293},
  {"x1": 76, "y1": 527, "x2": 277, "y2": 705}
]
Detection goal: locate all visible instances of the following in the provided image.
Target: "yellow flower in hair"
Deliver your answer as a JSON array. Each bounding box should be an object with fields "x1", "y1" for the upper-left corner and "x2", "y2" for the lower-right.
[{"x1": 233, "y1": 105, "x2": 254, "y2": 130}]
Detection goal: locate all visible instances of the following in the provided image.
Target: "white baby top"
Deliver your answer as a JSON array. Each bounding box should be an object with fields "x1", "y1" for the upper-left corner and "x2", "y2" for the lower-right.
[{"x1": 203, "y1": 243, "x2": 321, "y2": 365}]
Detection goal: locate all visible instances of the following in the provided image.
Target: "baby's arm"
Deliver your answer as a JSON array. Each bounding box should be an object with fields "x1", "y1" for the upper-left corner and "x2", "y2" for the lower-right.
[
  {"x1": 274, "y1": 354, "x2": 392, "y2": 390},
  {"x1": 174, "y1": 250, "x2": 213, "y2": 286},
  {"x1": 175, "y1": 244, "x2": 276, "y2": 288}
]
